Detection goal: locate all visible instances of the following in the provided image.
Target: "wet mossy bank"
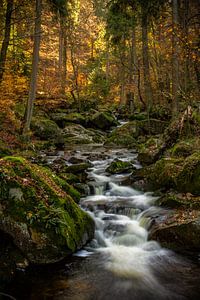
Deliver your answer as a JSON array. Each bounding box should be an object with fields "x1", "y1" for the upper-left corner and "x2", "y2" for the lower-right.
[{"x1": 0, "y1": 156, "x2": 94, "y2": 287}]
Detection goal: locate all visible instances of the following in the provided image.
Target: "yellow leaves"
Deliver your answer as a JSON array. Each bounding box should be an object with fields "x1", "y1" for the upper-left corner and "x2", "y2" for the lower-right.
[{"x1": 27, "y1": 212, "x2": 33, "y2": 218}]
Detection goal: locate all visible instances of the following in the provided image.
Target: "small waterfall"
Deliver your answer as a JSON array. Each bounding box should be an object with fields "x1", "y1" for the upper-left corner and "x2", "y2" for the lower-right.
[{"x1": 79, "y1": 149, "x2": 174, "y2": 290}]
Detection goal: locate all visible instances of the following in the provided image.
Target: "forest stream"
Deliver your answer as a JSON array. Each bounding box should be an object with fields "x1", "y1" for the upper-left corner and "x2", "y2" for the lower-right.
[{"x1": 4, "y1": 145, "x2": 200, "y2": 300}]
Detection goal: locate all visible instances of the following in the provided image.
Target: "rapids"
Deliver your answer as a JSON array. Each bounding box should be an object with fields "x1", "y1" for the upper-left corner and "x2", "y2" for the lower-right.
[{"x1": 5, "y1": 146, "x2": 200, "y2": 300}]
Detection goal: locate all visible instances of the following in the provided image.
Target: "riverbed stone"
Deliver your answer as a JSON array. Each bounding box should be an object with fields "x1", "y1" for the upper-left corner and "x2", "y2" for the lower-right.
[
  {"x1": 31, "y1": 117, "x2": 62, "y2": 140},
  {"x1": 149, "y1": 210, "x2": 200, "y2": 253},
  {"x1": 106, "y1": 159, "x2": 134, "y2": 174},
  {"x1": 62, "y1": 124, "x2": 105, "y2": 144},
  {"x1": 89, "y1": 111, "x2": 119, "y2": 130},
  {"x1": 105, "y1": 121, "x2": 138, "y2": 147},
  {"x1": 50, "y1": 112, "x2": 87, "y2": 128},
  {"x1": 0, "y1": 156, "x2": 94, "y2": 264},
  {"x1": 138, "y1": 137, "x2": 163, "y2": 165}
]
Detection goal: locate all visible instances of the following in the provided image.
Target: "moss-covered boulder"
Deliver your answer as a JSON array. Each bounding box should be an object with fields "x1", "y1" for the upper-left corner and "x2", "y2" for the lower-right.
[
  {"x1": 106, "y1": 159, "x2": 134, "y2": 174},
  {"x1": 64, "y1": 162, "x2": 92, "y2": 175},
  {"x1": 138, "y1": 137, "x2": 163, "y2": 165},
  {"x1": 105, "y1": 121, "x2": 138, "y2": 147},
  {"x1": 145, "y1": 157, "x2": 183, "y2": 191},
  {"x1": 155, "y1": 192, "x2": 200, "y2": 209},
  {"x1": 89, "y1": 111, "x2": 119, "y2": 130},
  {"x1": 178, "y1": 151, "x2": 200, "y2": 194},
  {"x1": 62, "y1": 124, "x2": 105, "y2": 144},
  {"x1": 50, "y1": 112, "x2": 87, "y2": 128},
  {"x1": 31, "y1": 117, "x2": 62, "y2": 140},
  {"x1": 149, "y1": 210, "x2": 200, "y2": 253},
  {"x1": 0, "y1": 156, "x2": 94, "y2": 264},
  {"x1": 142, "y1": 151, "x2": 200, "y2": 195},
  {"x1": 137, "y1": 119, "x2": 168, "y2": 135},
  {"x1": 169, "y1": 140, "x2": 194, "y2": 158}
]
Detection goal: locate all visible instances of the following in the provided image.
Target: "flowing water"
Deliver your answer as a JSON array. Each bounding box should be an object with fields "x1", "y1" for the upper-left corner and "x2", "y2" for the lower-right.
[{"x1": 5, "y1": 146, "x2": 200, "y2": 300}]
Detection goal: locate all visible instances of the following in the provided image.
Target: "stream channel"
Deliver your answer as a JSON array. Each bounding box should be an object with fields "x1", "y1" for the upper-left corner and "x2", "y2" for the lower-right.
[{"x1": 6, "y1": 145, "x2": 200, "y2": 300}]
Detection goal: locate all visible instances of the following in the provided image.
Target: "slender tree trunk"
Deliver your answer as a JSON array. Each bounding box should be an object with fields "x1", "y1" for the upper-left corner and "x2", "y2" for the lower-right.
[
  {"x1": 183, "y1": 0, "x2": 190, "y2": 96},
  {"x1": 172, "y1": 0, "x2": 179, "y2": 115},
  {"x1": 23, "y1": 0, "x2": 42, "y2": 135},
  {"x1": 0, "y1": 0, "x2": 14, "y2": 84},
  {"x1": 128, "y1": 27, "x2": 137, "y2": 112},
  {"x1": 142, "y1": 13, "x2": 153, "y2": 111},
  {"x1": 105, "y1": 43, "x2": 110, "y2": 81},
  {"x1": 119, "y1": 36, "x2": 126, "y2": 106},
  {"x1": 59, "y1": 13, "x2": 67, "y2": 96},
  {"x1": 70, "y1": 47, "x2": 81, "y2": 112}
]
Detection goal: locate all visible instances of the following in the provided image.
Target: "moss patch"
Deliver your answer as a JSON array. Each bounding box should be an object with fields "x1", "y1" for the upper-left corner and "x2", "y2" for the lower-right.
[
  {"x1": 0, "y1": 156, "x2": 94, "y2": 264},
  {"x1": 106, "y1": 160, "x2": 134, "y2": 174}
]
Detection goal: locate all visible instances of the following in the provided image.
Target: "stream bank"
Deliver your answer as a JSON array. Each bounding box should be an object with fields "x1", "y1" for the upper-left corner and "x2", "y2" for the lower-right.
[{"x1": 3, "y1": 145, "x2": 200, "y2": 300}]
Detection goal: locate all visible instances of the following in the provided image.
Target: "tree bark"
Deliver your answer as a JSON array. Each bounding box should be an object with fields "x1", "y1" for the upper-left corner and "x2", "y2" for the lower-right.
[
  {"x1": 142, "y1": 13, "x2": 153, "y2": 111},
  {"x1": 172, "y1": 0, "x2": 179, "y2": 115},
  {"x1": 59, "y1": 13, "x2": 67, "y2": 96},
  {"x1": 183, "y1": 0, "x2": 190, "y2": 96},
  {"x1": 0, "y1": 0, "x2": 14, "y2": 84},
  {"x1": 23, "y1": 0, "x2": 42, "y2": 135}
]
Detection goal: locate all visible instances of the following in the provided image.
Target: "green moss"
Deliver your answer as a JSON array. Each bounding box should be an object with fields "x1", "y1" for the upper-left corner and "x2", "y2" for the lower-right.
[
  {"x1": 64, "y1": 163, "x2": 91, "y2": 174},
  {"x1": 105, "y1": 121, "x2": 138, "y2": 147},
  {"x1": 0, "y1": 156, "x2": 94, "y2": 260},
  {"x1": 106, "y1": 160, "x2": 134, "y2": 174},
  {"x1": 31, "y1": 117, "x2": 61, "y2": 140},
  {"x1": 170, "y1": 140, "x2": 194, "y2": 157},
  {"x1": 178, "y1": 151, "x2": 200, "y2": 194},
  {"x1": 147, "y1": 157, "x2": 183, "y2": 190}
]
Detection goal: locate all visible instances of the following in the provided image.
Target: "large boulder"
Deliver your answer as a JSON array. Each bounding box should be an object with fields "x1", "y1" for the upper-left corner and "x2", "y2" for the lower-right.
[
  {"x1": 49, "y1": 112, "x2": 87, "y2": 128},
  {"x1": 0, "y1": 156, "x2": 94, "y2": 264},
  {"x1": 137, "y1": 119, "x2": 168, "y2": 135},
  {"x1": 138, "y1": 137, "x2": 164, "y2": 165},
  {"x1": 89, "y1": 111, "x2": 119, "y2": 130},
  {"x1": 106, "y1": 159, "x2": 135, "y2": 174},
  {"x1": 31, "y1": 117, "x2": 62, "y2": 140},
  {"x1": 149, "y1": 210, "x2": 200, "y2": 253},
  {"x1": 62, "y1": 124, "x2": 105, "y2": 144},
  {"x1": 139, "y1": 151, "x2": 200, "y2": 195},
  {"x1": 105, "y1": 121, "x2": 138, "y2": 147}
]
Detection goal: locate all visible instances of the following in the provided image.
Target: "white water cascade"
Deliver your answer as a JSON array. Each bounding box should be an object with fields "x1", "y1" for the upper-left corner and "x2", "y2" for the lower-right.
[{"x1": 77, "y1": 149, "x2": 177, "y2": 294}]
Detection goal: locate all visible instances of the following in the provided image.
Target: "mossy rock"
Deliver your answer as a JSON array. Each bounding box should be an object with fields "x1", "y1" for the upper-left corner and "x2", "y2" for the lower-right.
[
  {"x1": 0, "y1": 156, "x2": 94, "y2": 264},
  {"x1": 50, "y1": 112, "x2": 87, "y2": 128},
  {"x1": 146, "y1": 157, "x2": 183, "y2": 190},
  {"x1": 169, "y1": 140, "x2": 194, "y2": 158},
  {"x1": 62, "y1": 124, "x2": 105, "y2": 144},
  {"x1": 144, "y1": 151, "x2": 200, "y2": 195},
  {"x1": 31, "y1": 117, "x2": 62, "y2": 140},
  {"x1": 138, "y1": 137, "x2": 163, "y2": 165},
  {"x1": 89, "y1": 112, "x2": 119, "y2": 130},
  {"x1": 137, "y1": 119, "x2": 168, "y2": 135},
  {"x1": 106, "y1": 160, "x2": 134, "y2": 174},
  {"x1": 177, "y1": 151, "x2": 200, "y2": 195},
  {"x1": 64, "y1": 163, "x2": 92, "y2": 175},
  {"x1": 105, "y1": 121, "x2": 138, "y2": 147},
  {"x1": 155, "y1": 193, "x2": 200, "y2": 209},
  {"x1": 149, "y1": 213, "x2": 200, "y2": 253}
]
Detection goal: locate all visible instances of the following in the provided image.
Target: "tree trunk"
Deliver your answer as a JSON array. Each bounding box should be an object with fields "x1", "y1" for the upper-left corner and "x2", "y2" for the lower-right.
[
  {"x1": 0, "y1": 0, "x2": 14, "y2": 84},
  {"x1": 23, "y1": 0, "x2": 42, "y2": 135},
  {"x1": 172, "y1": 0, "x2": 179, "y2": 115},
  {"x1": 142, "y1": 13, "x2": 153, "y2": 111},
  {"x1": 119, "y1": 36, "x2": 126, "y2": 106},
  {"x1": 183, "y1": 0, "x2": 190, "y2": 97},
  {"x1": 128, "y1": 27, "x2": 138, "y2": 112},
  {"x1": 59, "y1": 13, "x2": 67, "y2": 96}
]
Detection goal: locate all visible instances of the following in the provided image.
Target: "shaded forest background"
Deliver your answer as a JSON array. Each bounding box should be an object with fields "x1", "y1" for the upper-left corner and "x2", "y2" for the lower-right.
[{"x1": 0, "y1": 0, "x2": 199, "y2": 143}]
